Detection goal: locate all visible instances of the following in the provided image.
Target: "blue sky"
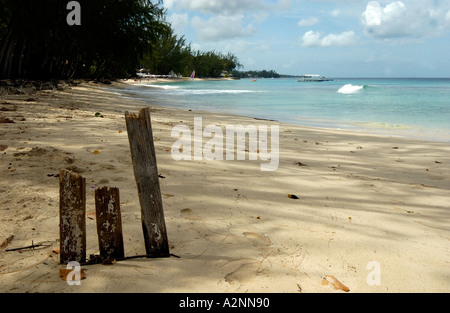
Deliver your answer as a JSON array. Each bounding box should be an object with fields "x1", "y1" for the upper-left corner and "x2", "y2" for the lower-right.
[{"x1": 163, "y1": 0, "x2": 450, "y2": 77}]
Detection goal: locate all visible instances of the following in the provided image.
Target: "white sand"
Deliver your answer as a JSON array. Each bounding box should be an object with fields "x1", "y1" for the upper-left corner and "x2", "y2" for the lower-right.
[{"x1": 0, "y1": 81, "x2": 448, "y2": 293}]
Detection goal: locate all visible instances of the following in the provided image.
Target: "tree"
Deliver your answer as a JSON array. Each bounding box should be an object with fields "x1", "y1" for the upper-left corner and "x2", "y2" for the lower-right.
[
  {"x1": 141, "y1": 26, "x2": 193, "y2": 76},
  {"x1": 191, "y1": 50, "x2": 242, "y2": 78},
  {"x1": 0, "y1": 0, "x2": 167, "y2": 79},
  {"x1": 0, "y1": 0, "x2": 243, "y2": 80},
  {"x1": 232, "y1": 70, "x2": 280, "y2": 79},
  {"x1": 142, "y1": 32, "x2": 242, "y2": 78}
]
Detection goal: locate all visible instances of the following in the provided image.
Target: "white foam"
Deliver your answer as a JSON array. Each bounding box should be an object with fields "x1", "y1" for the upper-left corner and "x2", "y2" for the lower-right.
[
  {"x1": 175, "y1": 89, "x2": 255, "y2": 95},
  {"x1": 137, "y1": 84, "x2": 180, "y2": 90},
  {"x1": 338, "y1": 84, "x2": 364, "y2": 94}
]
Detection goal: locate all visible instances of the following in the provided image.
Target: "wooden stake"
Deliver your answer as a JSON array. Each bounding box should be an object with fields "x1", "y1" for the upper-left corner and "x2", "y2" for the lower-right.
[
  {"x1": 59, "y1": 169, "x2": 86, "y2": 264},
  {"x1": 125, "y1": 108, "x2": 170, "y2": 257},
  {"x1": 95, "y1": 187, "x2": 125, "y2": 259}
]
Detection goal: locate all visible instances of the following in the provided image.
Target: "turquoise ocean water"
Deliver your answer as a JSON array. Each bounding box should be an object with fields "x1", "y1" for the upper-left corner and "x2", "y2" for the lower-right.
[{"x1": 116, "y1": 78, "x2": 450, "y2": 142}]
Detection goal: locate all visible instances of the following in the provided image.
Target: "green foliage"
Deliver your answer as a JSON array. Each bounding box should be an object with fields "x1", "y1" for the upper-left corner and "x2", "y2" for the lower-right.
[
  {"x1": 191, "y1": 50, "x2": 242, "y2": 78},
  {"x1": 0, "y1": 0, "x2": 167, "y2": 79},
  {"x1": 141, "y1": 27, "x2": 193, "y2": 77},
  {"x1": 232, "y1": 70, "x2": 280, "y2": 79},
  {"x1": 141, "y1": 27, "x2": 243, "y2": 78},
  {"x1": 0, "y1": 0, "x2": 243, "y2": 80}
]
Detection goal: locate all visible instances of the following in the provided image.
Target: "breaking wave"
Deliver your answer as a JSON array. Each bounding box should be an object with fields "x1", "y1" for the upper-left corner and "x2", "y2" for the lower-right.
[
  {"x1": 175, "y1": 89, "x2": 256, "y2": 95},
  {"x1": 136, "y1": 84, "x2": 180, "y2": 90},
  {"x1": 337, "y1": 84, "x2": 366, "y2": 94},
  {"x1": 135, "y1": 84, "x2": 259, "y2": 95}
]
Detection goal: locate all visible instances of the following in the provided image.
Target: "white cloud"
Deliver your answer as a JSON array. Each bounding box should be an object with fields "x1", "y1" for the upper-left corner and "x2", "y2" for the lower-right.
[
  {"x1": 301, "y1": 31, "x2": 321, "y2": 46},
  {"x1": 191, "y1": 15, "x2": 257, "y2": 42},
  {"x1": 330, "y1": 9, "x2": 340, "y2": 17},
  {"x1": 164, "y1": 0, "x2": 291, "y2": 42},
  {"x1": 297, "y1": 17, "x2": 319, "y2": 27},
  {"x1": 165, "y1": 0, "x2": 268, "y2": 15},
  {"x1": 163, "y1": 0, "x2": 176, "y2": 10},
  {"x1": 362, "y1": 1, "x2": 450, "y2": 40},
  {"x1": 168, "y1": 13, "x2": 189, "y2": 32},
  {"x1": 362, "y1": 1, "x2": 407, "y2": 37},
  {"x1": 301, "y1": 30, "x2": 357, "y2": 47}
]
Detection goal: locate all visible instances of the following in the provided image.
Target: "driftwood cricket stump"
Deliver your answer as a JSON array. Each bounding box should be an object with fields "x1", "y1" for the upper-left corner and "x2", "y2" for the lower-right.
[
  {"x1": 95, "y1": 187, "x2": 125, "y2": 259},
  {"x1": 59, "y1": 169, "x2": 86, "y2": 264},
  {"x1": 125, "y1": 108, "x2": 170, "y2": 257}
]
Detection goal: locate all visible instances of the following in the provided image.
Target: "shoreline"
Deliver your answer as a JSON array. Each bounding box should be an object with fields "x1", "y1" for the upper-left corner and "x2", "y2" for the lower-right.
[
  {"x1": 124, "y1": 77, "x2": 239, "y2": 84},
  {"x1": 117, "y1": 79, "x2": 450, "y2": 144},
  {"x1": 1, "y1": 82, "x2": 449, "y2": 293}
]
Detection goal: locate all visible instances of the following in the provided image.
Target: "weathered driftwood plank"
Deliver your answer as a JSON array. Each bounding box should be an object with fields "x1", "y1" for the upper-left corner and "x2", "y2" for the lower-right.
[
  {"x1": 95, "y1": 187, "x2": 124, "y2": 259},
  {"x1": 59, "y1": 169, "x2": 86, "y2": 264},
  {"x1": 125, "y1": 108, "x2": 170, "y2": 257}
]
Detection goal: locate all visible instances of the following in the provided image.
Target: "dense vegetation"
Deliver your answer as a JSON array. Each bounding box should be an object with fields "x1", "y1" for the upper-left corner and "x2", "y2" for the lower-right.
[
  {"x1": 140, "y1": 27, "x2": 242, "y2": 78},
  {"x1": 0, "y1": 0, "x2": 242, "y2": 80},
  {"x1": 232, "y1": 70, "x2": 281, "y2": 79}
]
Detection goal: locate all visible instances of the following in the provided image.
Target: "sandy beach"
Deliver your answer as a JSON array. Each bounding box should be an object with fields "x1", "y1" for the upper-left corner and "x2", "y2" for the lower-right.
[{"x1": 0, "y1": 80, "x2": 449, "y2": 293}]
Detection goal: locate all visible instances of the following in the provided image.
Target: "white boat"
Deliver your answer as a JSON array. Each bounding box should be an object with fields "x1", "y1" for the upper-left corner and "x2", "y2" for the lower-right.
[{"x1": 298, "y1": 75, "x2": 332, "y2": 82}]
